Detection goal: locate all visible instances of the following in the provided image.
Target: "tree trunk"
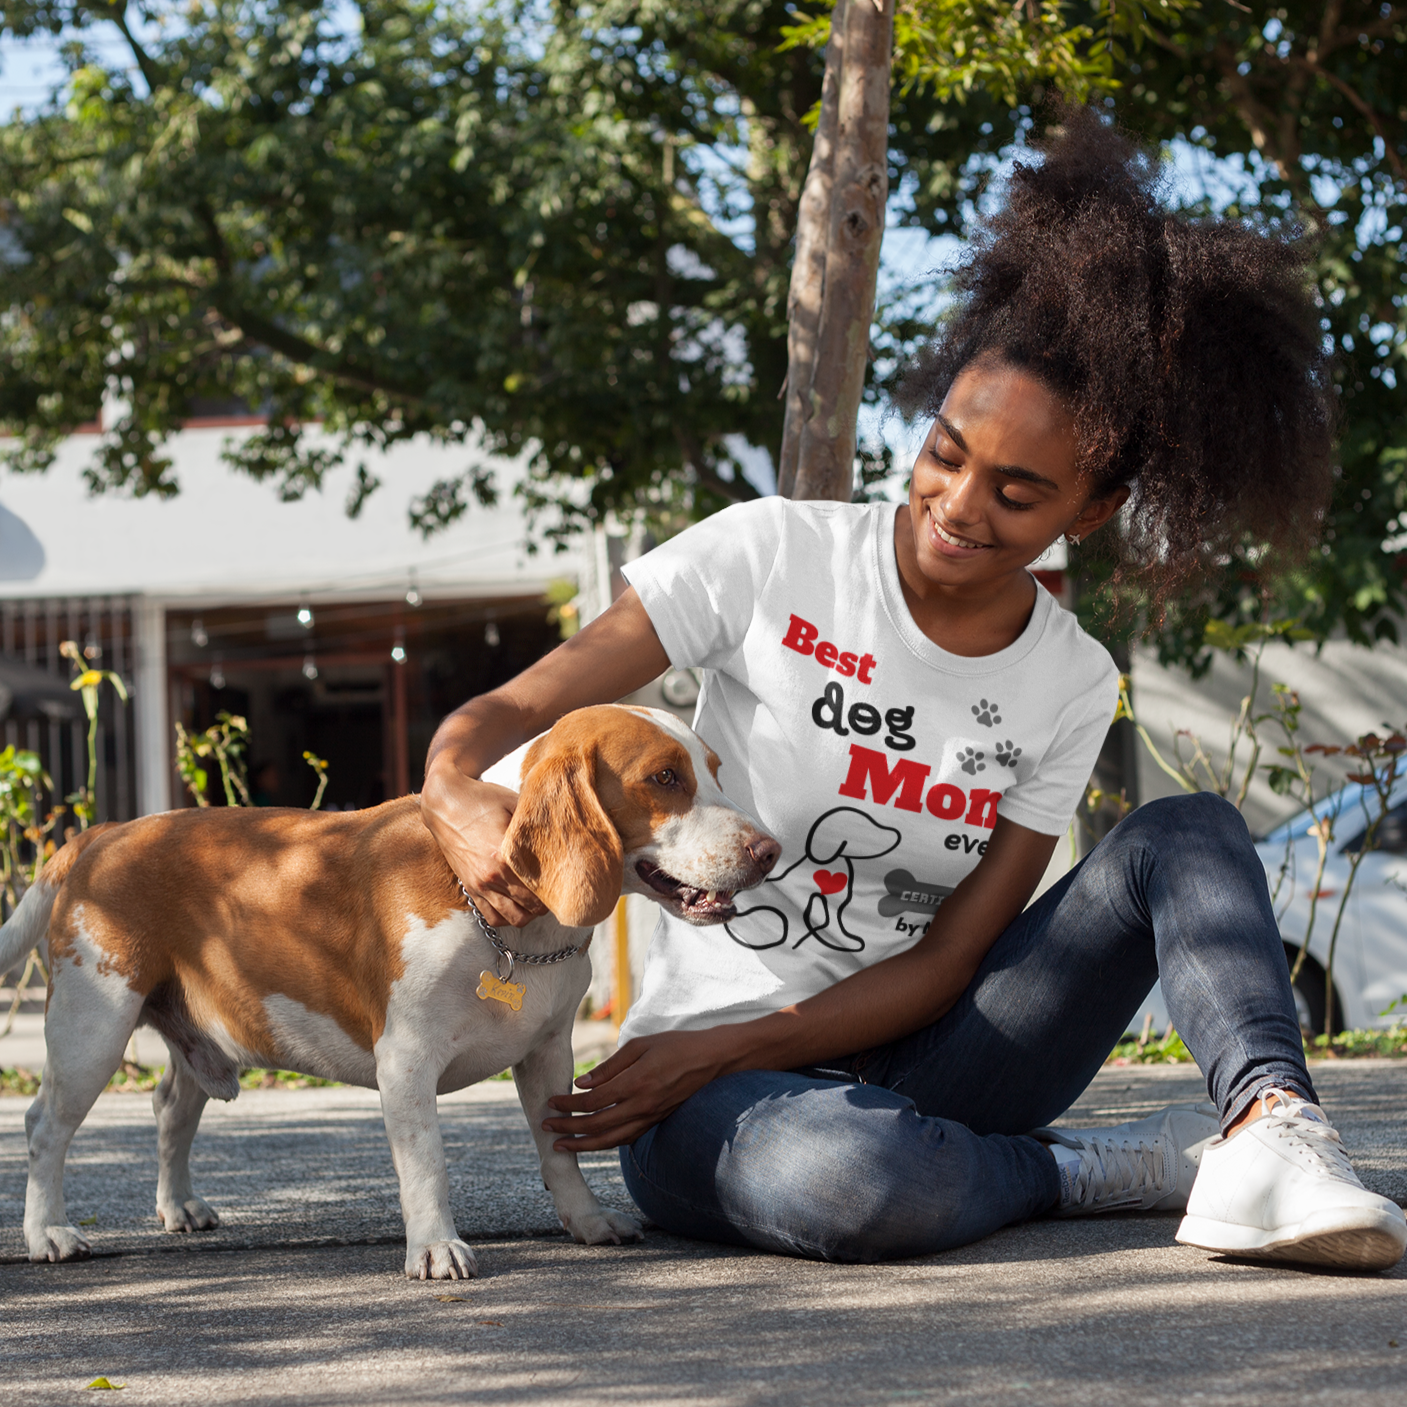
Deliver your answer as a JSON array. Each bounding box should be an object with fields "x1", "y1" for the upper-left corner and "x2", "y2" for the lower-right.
[{"x1": 779, "y1": 0, "x2": 893, "y2": 502}]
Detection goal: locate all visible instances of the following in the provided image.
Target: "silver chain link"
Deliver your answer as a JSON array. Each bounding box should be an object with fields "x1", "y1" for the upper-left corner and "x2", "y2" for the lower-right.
[{"x1": 459, "y1": 881, "x2": 583, "y2": 984}]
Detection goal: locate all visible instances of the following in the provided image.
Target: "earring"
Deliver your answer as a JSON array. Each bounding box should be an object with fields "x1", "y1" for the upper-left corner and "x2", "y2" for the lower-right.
[{"x1": 1064, "y1": 531, "x2": 1082, "y2": 547}]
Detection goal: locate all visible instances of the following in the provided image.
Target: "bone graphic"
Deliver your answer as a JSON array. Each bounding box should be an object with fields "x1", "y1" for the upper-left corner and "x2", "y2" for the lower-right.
[{"x1": 877, "y1": 868, "x2": 955, "y2": 918}]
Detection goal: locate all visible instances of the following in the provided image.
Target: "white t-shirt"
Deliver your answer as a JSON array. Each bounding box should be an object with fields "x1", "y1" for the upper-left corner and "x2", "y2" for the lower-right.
[{"x1": 619, "y1": 498, "x2": 1119, "y2": 1040}]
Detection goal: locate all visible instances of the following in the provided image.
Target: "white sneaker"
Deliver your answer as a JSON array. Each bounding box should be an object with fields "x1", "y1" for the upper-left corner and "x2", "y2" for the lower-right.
[
  {"x1": 1176, "y1": 1089, "x2": 1407, "y2": 1271},
  {"x1": 1032, "y1": 1102, "x2": 1221, "y2": 1216}
]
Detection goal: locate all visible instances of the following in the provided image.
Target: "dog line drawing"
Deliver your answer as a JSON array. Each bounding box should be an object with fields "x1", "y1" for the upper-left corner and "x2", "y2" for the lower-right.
[{"x1": 724, "y1": 806, "x2": 902, "y2": 953}]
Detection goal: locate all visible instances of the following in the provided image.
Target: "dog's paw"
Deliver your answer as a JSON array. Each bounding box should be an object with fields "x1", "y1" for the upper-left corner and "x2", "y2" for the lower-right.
[
  {"x1": 28, "y1": 1224, "x2": 91, "y2": 1263},
  {"x1": 157, "y1": 1197, "x2": 220, "y2": 1233},
  {"x1": 404, "y1": 1238, "x2": 479, "y2": 1281},
  {"x1": 565, "y1": 1207, "x2": 645, "y2": 1246}
]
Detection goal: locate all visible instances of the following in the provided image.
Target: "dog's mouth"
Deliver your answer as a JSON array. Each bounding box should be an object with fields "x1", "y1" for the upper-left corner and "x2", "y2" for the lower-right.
[{"x1": 635, "y1": 859, "x2": 736, "y2": 922}]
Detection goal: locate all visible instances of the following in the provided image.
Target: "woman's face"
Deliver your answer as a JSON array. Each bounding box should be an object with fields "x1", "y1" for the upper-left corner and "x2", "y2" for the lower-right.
[{"x1": 904, "y1": 357, "x2": 1123, "y2": 594}]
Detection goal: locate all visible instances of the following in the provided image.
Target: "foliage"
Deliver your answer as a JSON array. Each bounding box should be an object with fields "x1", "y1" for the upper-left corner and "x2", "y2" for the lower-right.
[
  {"x1": 0, "y1": 1066, "x2": 44, "y2": 1096},
  {"x1": 59, "y1": 639, "x2": 128, "y2": 827},
  {"x1": 3, "y1": 3, "x2": 1405, "y2": 660},
  {"x1": 0, "y1": 1061, "x2": 343, "y2": 1094},
  {"x1": 544, "y1": 578, "x2": 582, "y2": 640},
  {"x1": 1117, "y1": 615, "x2": 1407, "y2": 1034},
  {"x1": 238, "y1": 1066, "x2": 340, "y2": 1089},
  {"x1": 303, "y1": 749, "x2": 329, "y2": 810},
  {"x1": 0, "y1": 636, "x2": 124, "y2": 1032},
  {"x1": 0, "y1": 639, "x2": 124, "y2": 1034},
  {"x1": 489, "y1": 1057, "x2": 599, "y2": 1082},
  {"x1": 0, "y1": 1, "x2": 1187, "y2": 542},
  {"x1": 1104, "y1": 1024, "x2": 1407, "y2": 1063},
  {"x1": 0, "y1": 0, "x2": 818, "y2": 543},
  {"x1": 178, "y1": 719, "x2": 329, "y2": 807},
  {"x1": 0, "y1": 743, "x2": 63, "y2": 1037},
  {"x1": 783, "y1": 0, "x2": 1194, "y2": 109},
  {"x1": 0, "y1": 742, "x2": 53, "y2": 905},
  {"x1": 175, "y1": 711, "x2": 251, "y2": 807},
  {"x1": 1075, "y1": 1, "x2": 1407, "y2": 666},
  {"x1": 1307, "y1": 1023, "x2": 1407, "y2": 1057},
  {"x1": 1106, "y1": 1020, "x2": 1195, "y2": 1064}
]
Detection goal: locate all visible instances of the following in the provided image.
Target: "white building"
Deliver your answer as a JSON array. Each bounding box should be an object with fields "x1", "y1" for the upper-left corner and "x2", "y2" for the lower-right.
[{"x1": 0, "y1": 421, "x2": 590, "y2": 818}]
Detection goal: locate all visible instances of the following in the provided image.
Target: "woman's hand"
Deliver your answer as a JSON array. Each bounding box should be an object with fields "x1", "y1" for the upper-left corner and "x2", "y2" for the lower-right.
[
  {"x1": 418, "y1": 587, "x2": 671, "y2": 929},
  {"x1": 420, "y1": 761, "x2": 546, "y2": 929},
  {"x1": 543, "y1": 1028, "x2": 732, "y2": 1151}
]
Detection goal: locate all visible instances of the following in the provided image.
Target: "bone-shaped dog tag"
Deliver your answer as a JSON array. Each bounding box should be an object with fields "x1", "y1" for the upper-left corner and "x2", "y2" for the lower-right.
[
  {"x1": 877, "y1": 868, "x2": 956, "y2": 918},
  {"x1": 477, "y1": 971, "x2": 525, "y2": 1011}
]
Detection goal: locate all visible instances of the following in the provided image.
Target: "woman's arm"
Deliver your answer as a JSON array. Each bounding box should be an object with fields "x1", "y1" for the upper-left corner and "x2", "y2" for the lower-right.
[
  {"x1": 419, "y1": 587, "x2": 670, "y2": 926},
  {"x1": 543, "y1": 815, "x2": 1059, "y2": 1150}
]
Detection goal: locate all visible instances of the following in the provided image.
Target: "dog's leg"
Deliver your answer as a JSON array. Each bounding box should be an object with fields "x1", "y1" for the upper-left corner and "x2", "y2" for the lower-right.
[
  {"x1": 513, "y1": 1027, "x2": 643, "y2": 1246},
  {"x1": 376, "y1": 1059, "x2": 478, "y2": 1280},
  {"x1": 153, "y1": 1046, "x2": 218, "y2": 1234},
  {"x1": 24, "y1": 973, "x2": 142, "y2": 1263}
]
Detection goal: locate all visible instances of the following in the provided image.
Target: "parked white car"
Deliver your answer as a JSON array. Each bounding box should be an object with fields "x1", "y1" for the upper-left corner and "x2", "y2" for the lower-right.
[{"x1": 1137, "y1": 779, "x2": 1407, "y2": 1036}]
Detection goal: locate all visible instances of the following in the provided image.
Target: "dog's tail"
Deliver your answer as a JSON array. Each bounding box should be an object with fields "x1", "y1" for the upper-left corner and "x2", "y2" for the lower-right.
[{"x1": 0, "y1": 825, "x2": 116, "y2": 975}]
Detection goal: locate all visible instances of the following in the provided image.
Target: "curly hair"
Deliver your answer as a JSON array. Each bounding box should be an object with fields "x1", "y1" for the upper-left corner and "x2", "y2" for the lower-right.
[{"x1": 895, "y1": 107, "x2": 1336, "y2": 606}]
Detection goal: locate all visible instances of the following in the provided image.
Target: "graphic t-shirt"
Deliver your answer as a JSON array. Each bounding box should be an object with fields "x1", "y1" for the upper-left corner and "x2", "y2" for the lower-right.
[{"x1": 618, "y1": 498, "x2": 1119, "y2": 1041}]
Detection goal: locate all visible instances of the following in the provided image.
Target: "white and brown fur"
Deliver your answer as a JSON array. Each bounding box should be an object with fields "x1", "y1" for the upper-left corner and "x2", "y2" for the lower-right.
[{"x1": 1, "y1": 705, "x2": 777, "y2": 1279}]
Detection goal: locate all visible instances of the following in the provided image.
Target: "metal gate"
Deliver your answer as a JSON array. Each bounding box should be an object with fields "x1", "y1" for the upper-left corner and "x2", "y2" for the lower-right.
[{"x1": 1, "y1": 596, "x2": 137, "y2": 826}]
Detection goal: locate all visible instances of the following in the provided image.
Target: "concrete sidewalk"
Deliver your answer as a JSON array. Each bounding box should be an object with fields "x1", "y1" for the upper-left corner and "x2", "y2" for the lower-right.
[{"x1": 3, "y1": 1061, "x2": 1405, "y2": 1405}]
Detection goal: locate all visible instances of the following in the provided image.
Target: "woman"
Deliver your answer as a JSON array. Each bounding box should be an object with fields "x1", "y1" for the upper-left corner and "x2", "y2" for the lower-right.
[{"x1": 422, "y1": 113, "x2": 1406, "y2": 1271}]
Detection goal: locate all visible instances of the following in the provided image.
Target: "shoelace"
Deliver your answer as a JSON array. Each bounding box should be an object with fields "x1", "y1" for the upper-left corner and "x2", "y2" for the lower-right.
[
  {"x1": 1071, "y1": 1135, "x2": 1164, "y2": 1207},
  {"x1": 1261, "y1": 1102, "x2": 1358, "y2": 1180}
]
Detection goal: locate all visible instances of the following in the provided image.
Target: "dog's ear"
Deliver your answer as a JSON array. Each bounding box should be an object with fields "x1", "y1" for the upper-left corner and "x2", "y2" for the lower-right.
[
  {"x1": 808, "y1": 806, "x2": 904, "y2": 863},
  {"x1": 501, "y1": 748, "x2": 623, "y2": 927}
]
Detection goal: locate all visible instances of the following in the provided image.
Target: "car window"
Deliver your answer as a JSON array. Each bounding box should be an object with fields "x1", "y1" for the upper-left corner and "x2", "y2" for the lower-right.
[{"x1": 1340, "y1": 799, "x2": 1407, "y2": 856}]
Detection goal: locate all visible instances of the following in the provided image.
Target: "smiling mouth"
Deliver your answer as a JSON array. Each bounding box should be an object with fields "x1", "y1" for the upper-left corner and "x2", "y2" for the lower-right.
[
  {"x1": 929, "y1": 511, "x2": 991, "y2": 550},
  {"x1": 636, "y1": 860, "x2": 737, "y2": 920}
]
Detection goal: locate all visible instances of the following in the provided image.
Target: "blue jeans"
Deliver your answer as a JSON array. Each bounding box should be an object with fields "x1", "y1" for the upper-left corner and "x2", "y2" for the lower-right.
[{"x1": 619, "y1": 793, "x2": 1315, "y2": 1262}]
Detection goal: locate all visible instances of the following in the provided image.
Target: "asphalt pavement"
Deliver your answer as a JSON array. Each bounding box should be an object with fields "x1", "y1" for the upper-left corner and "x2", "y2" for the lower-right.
[{"x1": 2, "y1": 1040, "x2": 1405, "y2": 1405}]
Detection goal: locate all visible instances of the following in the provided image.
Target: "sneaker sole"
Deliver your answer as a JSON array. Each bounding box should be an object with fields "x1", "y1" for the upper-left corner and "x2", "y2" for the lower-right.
[{"x1": 1177, "y1": 1207, "x2": 1407, "y2": 1272}]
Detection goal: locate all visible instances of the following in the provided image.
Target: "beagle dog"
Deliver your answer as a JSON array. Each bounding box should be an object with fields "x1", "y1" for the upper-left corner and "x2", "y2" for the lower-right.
[{"x1": 2, "y1": 705, "x2": 778, "y2": 1279}]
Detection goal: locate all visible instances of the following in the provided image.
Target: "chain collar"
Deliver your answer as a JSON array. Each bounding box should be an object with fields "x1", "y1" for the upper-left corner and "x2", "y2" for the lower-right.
[{"x1": 458, "y1": 881, "x2": 584, "y2": 984}]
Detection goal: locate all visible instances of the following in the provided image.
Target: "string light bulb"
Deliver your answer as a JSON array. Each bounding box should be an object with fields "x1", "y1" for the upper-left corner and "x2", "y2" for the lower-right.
[
  {"x1": 302, "y1": 654, "x2": 319, "y2": 681},
  {"x1": 297, "y1": 604, "x2": 314, "y2": 629},
  {"x1": 191, "y1": 617, "x2": 208, "y2": 648}
]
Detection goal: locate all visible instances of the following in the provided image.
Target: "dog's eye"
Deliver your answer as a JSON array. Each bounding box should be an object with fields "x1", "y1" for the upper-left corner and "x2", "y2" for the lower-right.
[{"x1": 653, "y1": 769, "x2": 678, "y2": 787}]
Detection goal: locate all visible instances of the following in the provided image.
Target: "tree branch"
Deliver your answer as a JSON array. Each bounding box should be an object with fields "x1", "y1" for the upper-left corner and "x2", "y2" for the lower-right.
[
  {"x1": 191, "y1": 198, "x2": 427, "y2": 403},
  {"x1": 674, "y1": 424, "x2": 760, "y2": 503},
  {"x1": 1293, "y1": 55, "x2": 1405, "y2": 182},
  {"x1": 100, "y1": 1, "x2": 164, "y2": 94},
  {"x1": 1208, "y1": 41, "x2": 1301, "y2": 186},
  {"x1": 1326, "y1": 12, "x2": 1404, "y2": 51},
  {"x1": 214, "y1": 298, "x2": 428, "y2": 403}
]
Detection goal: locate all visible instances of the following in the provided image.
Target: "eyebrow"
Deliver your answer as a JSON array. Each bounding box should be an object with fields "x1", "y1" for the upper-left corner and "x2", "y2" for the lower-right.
[{"x1": 935, "y1": 415, "x2": 1061, "y2": 490}]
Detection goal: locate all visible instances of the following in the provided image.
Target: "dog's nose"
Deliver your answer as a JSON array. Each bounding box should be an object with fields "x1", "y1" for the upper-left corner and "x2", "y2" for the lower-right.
[{"x1": 748, "y1": 836, "x2": 781, "y2": 874}]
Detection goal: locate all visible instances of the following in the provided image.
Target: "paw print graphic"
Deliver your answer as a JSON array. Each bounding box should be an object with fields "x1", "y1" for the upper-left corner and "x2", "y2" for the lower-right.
[
  {"x1": 971, "y1": 699, "x2": 1002, "y2": 727},
  {"x1": 995, "y1": 741, "x2": 1022, "y2": 769},
  {"x1": 958, "y1": 747, "x2": 986, "y2": 776}
]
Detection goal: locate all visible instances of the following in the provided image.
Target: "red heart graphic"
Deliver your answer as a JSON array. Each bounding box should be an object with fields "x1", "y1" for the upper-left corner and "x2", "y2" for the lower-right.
[{"x1": 812, "y1": 869, "x2": 847, "y2": 896}]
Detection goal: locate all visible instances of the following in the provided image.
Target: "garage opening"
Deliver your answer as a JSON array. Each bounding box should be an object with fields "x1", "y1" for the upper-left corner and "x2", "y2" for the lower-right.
[{"x1": 165, "y1": 595, "x2": 558, "y2": 809}]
